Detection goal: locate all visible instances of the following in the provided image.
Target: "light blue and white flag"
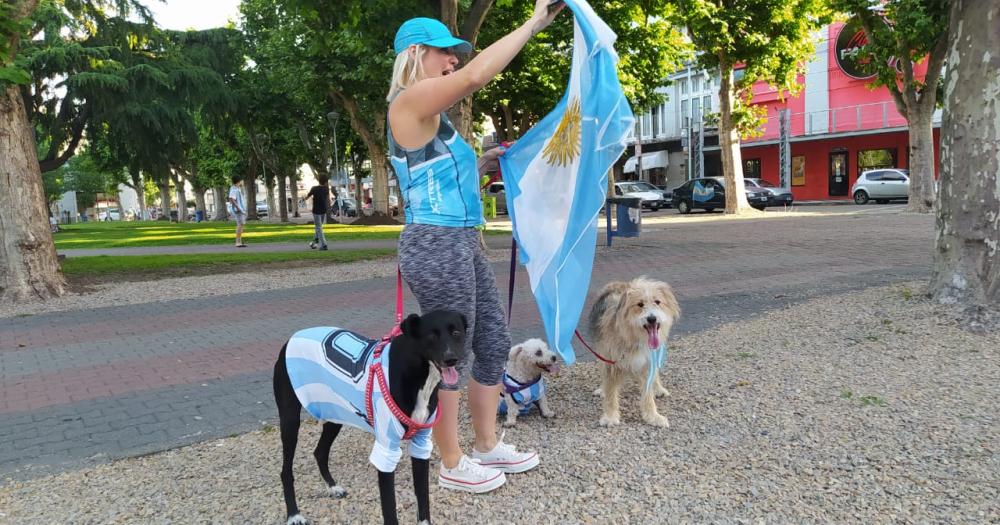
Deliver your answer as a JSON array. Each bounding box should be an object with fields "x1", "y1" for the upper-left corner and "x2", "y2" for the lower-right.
[{"x1": 498, "y1": 0, "x2": 634, "y2": 365}]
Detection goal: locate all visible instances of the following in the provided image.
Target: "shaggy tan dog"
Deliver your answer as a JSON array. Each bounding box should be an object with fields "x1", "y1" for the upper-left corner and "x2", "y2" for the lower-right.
[{"x1": 588, "y1": 277, "x2": 680, "y2": 427}]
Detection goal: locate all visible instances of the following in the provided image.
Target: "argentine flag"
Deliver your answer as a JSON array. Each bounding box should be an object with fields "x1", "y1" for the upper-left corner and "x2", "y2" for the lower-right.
[{"x1": 498, "y1": 0, "x2": 634, "y2": 365}]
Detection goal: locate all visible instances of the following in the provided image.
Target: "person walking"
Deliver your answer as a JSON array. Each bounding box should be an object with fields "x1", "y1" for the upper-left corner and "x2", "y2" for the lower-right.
[
  {"x1": 387, "y1": 1, "x2": 564, "y2": 494},
  {"x1": 228, "y1": 175, "x2": 248, "y2": 248},
  {"x1": 305, "y1": 175, "x2": 331, "y2": 250}
]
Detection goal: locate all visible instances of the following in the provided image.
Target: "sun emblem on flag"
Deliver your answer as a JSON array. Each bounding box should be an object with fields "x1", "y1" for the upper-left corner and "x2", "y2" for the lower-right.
[{"x1": 542, "y1": 98, "x2": 582, "y2": 167}]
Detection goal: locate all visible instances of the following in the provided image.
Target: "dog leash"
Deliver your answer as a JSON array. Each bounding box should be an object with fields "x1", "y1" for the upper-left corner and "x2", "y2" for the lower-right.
[
  {"x1": 361, "y1": 266, "x2": 439, "y2": 440},
  {"x1": 573, "y1": 330, "x2": 618, "y2": 365}
]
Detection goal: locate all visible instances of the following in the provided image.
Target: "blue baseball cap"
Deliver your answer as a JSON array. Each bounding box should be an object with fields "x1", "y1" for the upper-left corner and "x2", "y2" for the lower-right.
[{"x1": 394, "y1": 17, "x2": 472, "y2": 55}]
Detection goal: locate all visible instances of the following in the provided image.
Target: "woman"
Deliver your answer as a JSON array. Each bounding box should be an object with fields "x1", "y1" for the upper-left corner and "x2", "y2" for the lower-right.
[{"x1": 387, "y1": 1, "x2": 564, "y2": 493}]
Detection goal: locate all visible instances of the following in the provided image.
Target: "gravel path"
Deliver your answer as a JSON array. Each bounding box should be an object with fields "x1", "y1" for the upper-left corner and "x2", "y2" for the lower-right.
[{"x1": 2, "y1": 281, "x2": 996, "y2": 524}]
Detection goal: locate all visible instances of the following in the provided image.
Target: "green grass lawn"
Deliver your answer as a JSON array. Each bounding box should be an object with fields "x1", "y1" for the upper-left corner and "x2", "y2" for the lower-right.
[
  {"x1": 53, "y1": 221, "x2": 404, "y2": 249},
  {"x1": 61, "y1": 248, "x2": 397, "y2": 277},
  {"x1": 54, "y1": 220, "x2": 508, "y2": 250}
]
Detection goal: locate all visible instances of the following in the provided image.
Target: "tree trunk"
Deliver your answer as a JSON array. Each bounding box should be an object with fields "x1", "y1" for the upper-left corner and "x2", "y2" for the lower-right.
[
  {"x1": 290, "y1": 172, "x2": 300, "y2": 218},
  {"x1": 193, "y1": 190, "x2": 207, "y2": 221},
  {"x1": 158, "y1": 180, "x2": 171, "y2": 221},
  {"x1": 930, "y1": 0, "x2": 1000, "y2": 327},
  {"x1": 265, "y1": 176, "x2": 276, "y2": 222},
  {"x1": 906, "y1": 109, "x2": 937, "y2": 213},
  {"x1": 334, "y1": 90, "x2": 394, "y2": 220},
  {"x1": 171, "y1": 172, "x2": 187, "y2": 222},
  {"x1": 0, "y1": 83, "x2": 66, "y2": 302},
  {"x1": 277, "y1": 172, "x2": 288, "y2": 222},
  {"x1": 130, "y1": 169, "x2": 147, "y2": 220},
  {"x1": 717, "y1": 60, "x2": 752, "y2": 214},
  {"x1": 212, "y1": 186, "x2": 229, "y2": 221},
  {"x1": 246, "y1": 160, "x2": 259, "y2": 221}
]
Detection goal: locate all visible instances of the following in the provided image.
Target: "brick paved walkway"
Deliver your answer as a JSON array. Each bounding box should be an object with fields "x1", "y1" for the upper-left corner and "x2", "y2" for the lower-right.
[{"x1": 0, "y1": 208, "x2": 932, "y2": 480}]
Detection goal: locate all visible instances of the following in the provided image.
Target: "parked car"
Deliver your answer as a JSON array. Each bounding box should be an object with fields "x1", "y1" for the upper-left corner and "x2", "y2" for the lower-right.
[
  {"x1": 744, "y1": 178, "x2": 794, "y2": 207},
  {"x1": 671, "y1": 177, "x2": 769, "y2": 213},
  {"x1": 654, "y1": 185, "x2": 674, "y2": 207},
  {"x1": 613, "y1": 181, "x2": 669, "y2": 211},
  {"x1": 331, "y1": 197, "x2": 358, "y2": 217},
  {"x1": 852, "y1": 169, "x2": 910, "y2": 204},
  {"x1": 98, "y1": 209, "x2": 121, "y2": 221},
  {"x1": 255, "y1": 200, "x2": 268, "y2": 217},
  {"x1": 485, "y1": 182, "x2": 508, "y2": 215}
]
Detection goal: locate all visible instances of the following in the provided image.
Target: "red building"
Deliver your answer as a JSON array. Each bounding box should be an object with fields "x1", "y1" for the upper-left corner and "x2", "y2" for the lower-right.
[
  {"x1": 725, "y1": 21, "x2": 940, "y2": 201},
  {"x1": 626, "y1": 21, "x2": 941, "y2": 201}
]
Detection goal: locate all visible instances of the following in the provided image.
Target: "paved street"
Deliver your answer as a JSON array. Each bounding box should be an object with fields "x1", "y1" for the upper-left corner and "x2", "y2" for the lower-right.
[{"x1": 1, "y1": 206, "x2": 932, "y2": 481}]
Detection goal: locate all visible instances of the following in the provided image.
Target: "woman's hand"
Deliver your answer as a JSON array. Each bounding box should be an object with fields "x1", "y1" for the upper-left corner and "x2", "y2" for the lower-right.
[
  {"x1": 477, "y1": 144, "x2": 509, "y2": 175},
  {"x1": 529, "y1": 0, "x2": 565, "y2": 36}
]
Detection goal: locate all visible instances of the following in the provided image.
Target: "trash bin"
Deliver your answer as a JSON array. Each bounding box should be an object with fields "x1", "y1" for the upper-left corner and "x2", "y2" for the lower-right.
[
  {"x1": 482, "y1": 196, "x2": 497, "y2": 219},
  {"x1": 605, "y1": 196, "x2": 642, "y2": 245}
]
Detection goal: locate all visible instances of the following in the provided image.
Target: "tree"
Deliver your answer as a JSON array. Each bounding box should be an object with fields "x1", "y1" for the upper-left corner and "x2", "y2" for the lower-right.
[
  {"x1": 1, "y1": 0, "x2": 150, "y2": 302},
  {"x1": 668, "y1": 0, "x2": 833, "y2": 215},
  {"x1": 476, "y1": 0, "x2": 688, "y2": 141},
  {"x1": 830, "y1": 0, "x2": 949, "y2": 213},
  {"x1": 929, "y1": 0, "x2": 1000, "y2": 330}
]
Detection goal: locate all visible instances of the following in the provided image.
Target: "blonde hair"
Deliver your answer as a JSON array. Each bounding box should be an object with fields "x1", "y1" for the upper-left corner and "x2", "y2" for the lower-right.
[{"x1": 387, "y1": 45, "x2": 429, "y2": 102}]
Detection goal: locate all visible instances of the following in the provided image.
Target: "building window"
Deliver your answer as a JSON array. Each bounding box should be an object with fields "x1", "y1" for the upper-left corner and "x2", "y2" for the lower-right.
[
  {"x1": 858, "y1": 148, "x2": 897, "y2": 171},
  {"x1": 702, "y1": 96, "x2": 711, "y2": 115},
  {"x1": 680, "y1": 78, "x2": 688, "y2": 95},
  {"x1": 642, "y1": 112, "x2": 652, "y2": 138},
  {"x1": 733, "y1": 68, "x2": 746, "y2": 83},
  {"x1": 744, "y1": 158, "x2": 762, "y2": 179},
  {"x1": 681, "y1": 99, "x2": 689, "y2": 128},
  {"x1": 651, "y1": 105, "x2": 661, "y2": 137},
  {"x1": 792, "y1": 155, "x2": 806, "y2": 186}
]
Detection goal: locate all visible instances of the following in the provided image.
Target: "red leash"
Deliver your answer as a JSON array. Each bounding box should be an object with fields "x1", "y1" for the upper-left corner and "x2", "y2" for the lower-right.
[
  {"x1": 574, "y1": 330, "x2": 617, "y2": 365},
  {"x1": 363, "y1": 267, "x2": 440, "y2": 440}
]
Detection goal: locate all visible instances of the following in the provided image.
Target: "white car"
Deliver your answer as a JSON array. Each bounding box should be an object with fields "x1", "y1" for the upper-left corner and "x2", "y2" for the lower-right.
[
  {"x1": 613, "y1": 181, "x2": 668, "y2": 211},
  {"x1": 852, "y1": 169, "x2": 910, "y2": 205}
]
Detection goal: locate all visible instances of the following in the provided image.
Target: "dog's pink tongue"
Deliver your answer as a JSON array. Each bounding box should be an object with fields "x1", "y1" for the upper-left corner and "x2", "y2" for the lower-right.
[
  {"x1": 646, "y1": 324, "x2": 660, "y2": 349},
  {"x1": 441, "y1": 367, "x2": 459, "y2": 386}
]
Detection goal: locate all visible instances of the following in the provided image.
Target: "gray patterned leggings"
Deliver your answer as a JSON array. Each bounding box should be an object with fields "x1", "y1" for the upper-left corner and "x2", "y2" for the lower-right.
[{"x1": 398, "y1": 224, "x2": 511, "y2": 391}]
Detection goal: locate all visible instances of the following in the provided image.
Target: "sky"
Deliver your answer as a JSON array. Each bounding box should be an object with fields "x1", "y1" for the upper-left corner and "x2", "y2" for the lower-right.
[{"x1": 141, "y1": 0, "x2": 242, "y2": 31}]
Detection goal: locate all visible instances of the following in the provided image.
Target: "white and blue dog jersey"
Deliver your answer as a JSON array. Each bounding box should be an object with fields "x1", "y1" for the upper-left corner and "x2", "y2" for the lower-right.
[
  {"x1": 498, "y1": 371, "x2": 546, "y2": 416},
  {"x1": 285, "y1": 327, "x2": 435, "y2": 473}
]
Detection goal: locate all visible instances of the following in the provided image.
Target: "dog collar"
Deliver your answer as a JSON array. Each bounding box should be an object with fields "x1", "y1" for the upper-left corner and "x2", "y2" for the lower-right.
[{"x1": 364, "y1": 328, "x2": 441, "y2": 441}]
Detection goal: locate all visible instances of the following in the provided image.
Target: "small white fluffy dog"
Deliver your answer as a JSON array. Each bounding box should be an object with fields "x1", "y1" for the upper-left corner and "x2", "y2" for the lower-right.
[
  {"x1": 499, "y1": 338, "x2": 560, "y2": 427},
  {"x1": 588, "y1": 277, "x2": 680, "y2": 427}
]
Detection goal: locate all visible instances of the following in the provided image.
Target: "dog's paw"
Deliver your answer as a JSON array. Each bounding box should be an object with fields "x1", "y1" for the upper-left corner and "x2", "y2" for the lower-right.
[
  {"x1": 598, "y1": 414, "x2": 620, "y2": 427},
  {"x1": 643, "y1": 414, "x2": 670, "y2": 428},
  {"x1": 540, "y1": 410, "x2": 555, "y2": 418},
  {"x1": 655, "y1": 388, "x2": 670, "y2": 398},
  {"x1": 502, "y1": 418, "x2": 518, "y2": 427},
  {"x1": 418, "y1": 520, "x2": 432, "y2": 525},
  {"x1": 327, "y1": 485, "x2": 348, "y2": 498},
  {"x1": 592, "y1": 387, "x2": 603, "y2": 397},
  {"x1": 287, "y1": 514, "x2": 310, "y2": 525}
]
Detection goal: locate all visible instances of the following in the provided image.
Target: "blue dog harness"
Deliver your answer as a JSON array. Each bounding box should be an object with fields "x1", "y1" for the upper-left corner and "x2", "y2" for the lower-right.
[
  {"x1": 498, "y1": 372, "x2": 546, "y2": 416},
  {"x1": 285, "y1": 327, "x2": 436, "y2": 473}
]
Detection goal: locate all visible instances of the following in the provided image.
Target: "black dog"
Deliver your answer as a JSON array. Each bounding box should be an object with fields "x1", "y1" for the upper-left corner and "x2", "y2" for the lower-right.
[{"x1": 273, "y1": 310, "x2": 467, "y2": 525}]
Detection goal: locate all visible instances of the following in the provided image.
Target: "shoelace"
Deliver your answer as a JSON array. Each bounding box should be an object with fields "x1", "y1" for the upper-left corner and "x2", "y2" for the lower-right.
[{"x1": 456, "y1": 456, "x2": 493, "y2": 477}]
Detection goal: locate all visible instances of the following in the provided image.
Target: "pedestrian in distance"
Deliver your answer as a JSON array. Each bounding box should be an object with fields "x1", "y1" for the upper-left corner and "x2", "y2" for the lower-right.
[
  {"x1": 305, "y1": 174, "x2": 332, "y2": 251},
  {"x1": 228, "y1": 175, "x2": 248, "y2": 248}
]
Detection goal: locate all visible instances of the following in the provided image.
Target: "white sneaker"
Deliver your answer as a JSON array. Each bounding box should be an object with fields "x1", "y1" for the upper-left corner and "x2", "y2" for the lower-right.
[
  {"x1": 470, "y1": 434, "x2": 539, "y2": 474},
  {"x1": 438, "y1": 455, "x2": 506, "y2": 493}
]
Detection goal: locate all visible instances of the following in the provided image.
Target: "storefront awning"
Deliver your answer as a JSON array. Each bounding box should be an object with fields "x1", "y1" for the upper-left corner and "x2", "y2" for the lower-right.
[{"x1": 623, "y1": 151, "x2": 669, "y2": 173}]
